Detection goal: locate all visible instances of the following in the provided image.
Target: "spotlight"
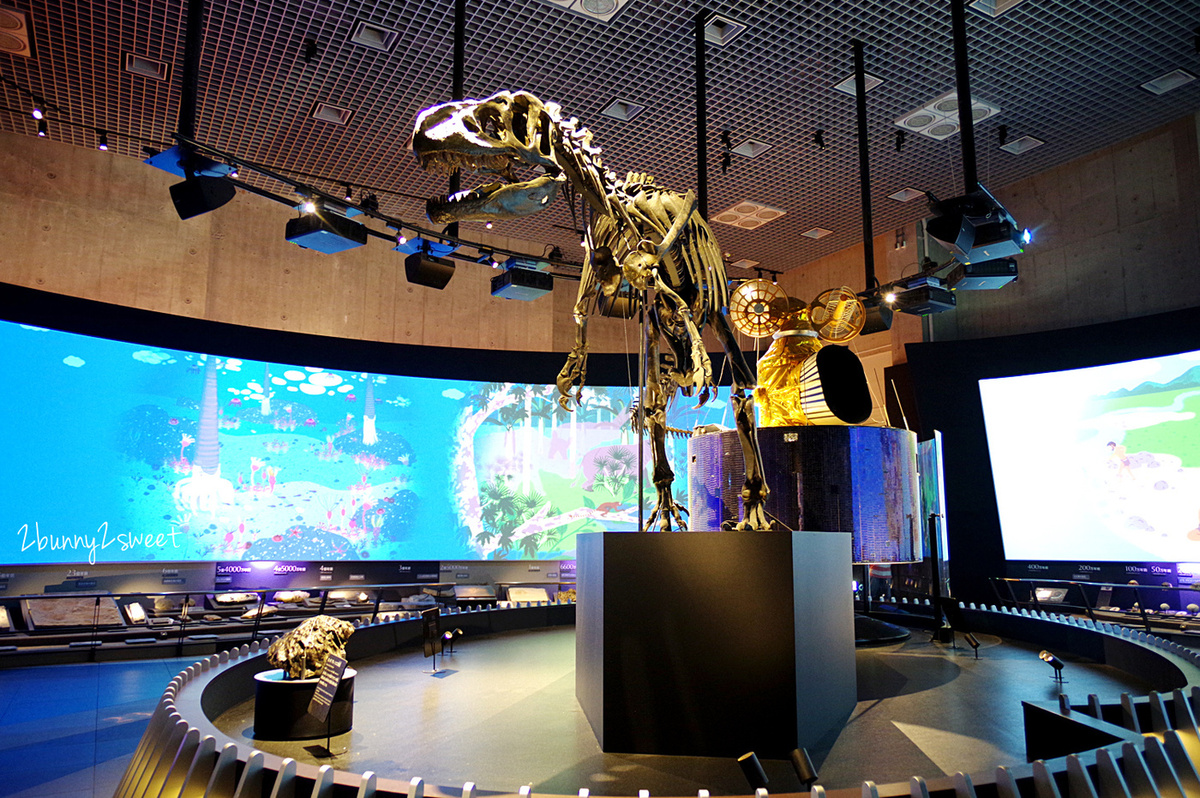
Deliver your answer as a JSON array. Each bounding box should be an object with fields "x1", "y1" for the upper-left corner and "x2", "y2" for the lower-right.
[
  {"x1": 303, "y1": 38, "x2": 318, "y2": 63},
  {"x1": 36, "y1": 118, "x2": 47, "y2": 137},
  {"x1": 300, "y1": 199, "x2": 317, "y2": 214},
  {"x1": 485, "y1": 221, "x2": 493, "y2": 229},
  {"x1": 396, "y1": 231, "x2": 408, "y2": 245},
  {"x1": 226, "y1": 162, "x2": 237, "y2": 178},
  {"x1": 884, "y1": 291, "x2": 896, "y2": 304},
  {"x1": 737, "y1": 752, "x2": 769, "y2": 790},
  {"x1": 1038, "y1": 650, "x2": 1065, "y2": 681},
  {"x1": 97, "y1": 130, "x2": 109, "y2": 151},
  {"x1": 170, "y1": 175, "x2": 237, "y2": 220},
  {"x1": 721, "y1": 151, "x2": 732, "y2": 174},
  {"x1": 720, "y1": 129, "x2": 733, "y2": 149},
  {"x1": 790, "y1": 748, "x2": 818, "y2": 789},
  {"x1": 1021, "y1": 228, "x2": 1032, "y2": 245},
  {"x1": 405, "y1": 250, "x2": 456, "y2": 289},
  {"x1": 343, "y1": 184, "x2": 354, "y2": 202},
  {"x1": 895, "y1": 130, "x2": 906, "y2": 152},
  {"x1": 997, "y1": 125, "x2": 1009, "y2": 146},
  {"x1": 813, "y1": 130, "x2": 826, "y2": 149},
  {"x1": 964, "y1": 632, "x2": 980, "y2": 658},
  {"x1": 860, "y1": 294, "x2": 894, "y2": 335},
  {"x1": 924, "y1": 184, "x2": 1024, "y2": 264},
  {"x1": 31, "y1": 105, "x2": 43, "y2": 120},
  {"x1": 360, "y1": 193, "x2": 379, "y2": 213}
]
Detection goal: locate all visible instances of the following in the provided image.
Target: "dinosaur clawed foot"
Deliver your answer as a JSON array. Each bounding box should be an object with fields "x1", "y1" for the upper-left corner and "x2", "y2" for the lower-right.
[{"x1": 735, "y1": 502, "x2": 772, "y2": 531}]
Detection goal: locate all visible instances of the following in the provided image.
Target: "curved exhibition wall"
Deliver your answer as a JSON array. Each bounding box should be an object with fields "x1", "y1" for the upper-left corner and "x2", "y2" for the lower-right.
[
  {"x1": 907, "y1": 303, "x2": 1200, "y2": 603},
  {"x1": 0, "y1": 282, "x2": 748, "y2": 566}
]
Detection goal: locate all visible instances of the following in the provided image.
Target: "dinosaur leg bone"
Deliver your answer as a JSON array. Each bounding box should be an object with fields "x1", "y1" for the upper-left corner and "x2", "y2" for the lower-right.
[
  {"x1": 711, "y1": 311, "x2": 771, "y2": 530},
  {"x1": 641, "y1": 307, "x2": 688, "y2": 532}
]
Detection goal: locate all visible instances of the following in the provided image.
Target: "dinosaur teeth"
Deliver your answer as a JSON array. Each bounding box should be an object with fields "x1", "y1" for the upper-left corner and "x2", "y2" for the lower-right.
[{"x1": 420, "y1": 150, "x2": 514, "y2": 175}]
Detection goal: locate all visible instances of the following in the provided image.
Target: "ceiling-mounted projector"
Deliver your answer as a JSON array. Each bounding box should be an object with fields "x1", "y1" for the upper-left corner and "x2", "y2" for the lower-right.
[{"x1": 924, "y1": 184, "x2": 1024, "y2": 265}]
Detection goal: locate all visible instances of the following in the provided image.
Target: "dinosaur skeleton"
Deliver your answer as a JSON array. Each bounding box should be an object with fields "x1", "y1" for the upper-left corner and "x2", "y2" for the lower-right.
[{"x1": 412, "y1": 90, "x2": 769, "y2": 531}]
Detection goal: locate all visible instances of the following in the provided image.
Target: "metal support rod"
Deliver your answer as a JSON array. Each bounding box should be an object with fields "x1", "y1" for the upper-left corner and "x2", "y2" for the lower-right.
[
  {"x1": 446, "y1": 0, "x2": 467, "y2": 240},
  {"x1": 695, "y1": 7, "x2": 708, "y2": 221},
  {"x1": 949, "y1": 0, "x2": 979, "y2": 193},
  {"x1": 178, "y1": 0, "x2": 207, "y2": 141},
  {"x1": 852, "y1": 39, "x2": 876, "y2": 292},
  {"x1": 637, "y1": 290, "x2": 646, "y2": 532}
]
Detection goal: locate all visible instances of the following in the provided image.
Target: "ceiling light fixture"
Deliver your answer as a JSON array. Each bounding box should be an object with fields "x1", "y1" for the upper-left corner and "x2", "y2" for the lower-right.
[
  {"x1": 813, "y1": 130, "x2": 826, "y2": 149},
  {"x1": 712, "y1": 200, "x2": 787, "y2": 230},
  {"x1": 600, "y1": 99, "x2": 646, "y2": 122},
  {"x1": 97, "y1": 130, "x2": 109, "y2": 151},
  {"x1": 997, "y1": 125, "x2": 1009, "y2": 146},
  {"x1": 31, "y1": 104, "x2": 43, "y2": 120},
  {"x1": 1140, "y1": 69, "x2": 1197, "y2": 95},
  {"x1": 343, "y1": 184, "x2": 353, "y2": 201},
  {"x1": 999, "y1": 135, "x2": 1044, "y2": 155},
  {"x1": 36, "y1": 118, "x2": 46, "y2": 137},
  {"x1": 895, "y1": 131, "x2": 906, "y2": 152}
]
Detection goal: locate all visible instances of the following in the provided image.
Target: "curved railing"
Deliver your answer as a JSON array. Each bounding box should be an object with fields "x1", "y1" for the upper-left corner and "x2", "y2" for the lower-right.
[{"x1": 115, "y1": 603, "x2": 1200, "y2": 798}]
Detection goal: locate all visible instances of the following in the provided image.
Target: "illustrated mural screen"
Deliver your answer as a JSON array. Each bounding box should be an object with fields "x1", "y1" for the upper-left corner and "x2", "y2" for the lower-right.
[
  {"x1": 979, "y1": 348, "x2": 1200, "y2": 562},
  {"x1": 0, "y1": 320, "x2": 732, "y2": 564}
]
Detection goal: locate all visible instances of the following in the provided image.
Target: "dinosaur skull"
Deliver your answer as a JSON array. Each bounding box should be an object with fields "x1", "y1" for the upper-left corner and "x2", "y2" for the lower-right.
[{"x1": 412, "y1": 91, "x2": 565, "y2": 222}]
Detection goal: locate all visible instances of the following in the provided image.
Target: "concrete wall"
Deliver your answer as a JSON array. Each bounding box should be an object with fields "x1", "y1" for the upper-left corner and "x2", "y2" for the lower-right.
[
  {"x1": 3, "y1": 111, "x2": 1198, "y2": 372},
  {"x1": 930, "y1": 112, "x2": 1200, "y2": 340}
]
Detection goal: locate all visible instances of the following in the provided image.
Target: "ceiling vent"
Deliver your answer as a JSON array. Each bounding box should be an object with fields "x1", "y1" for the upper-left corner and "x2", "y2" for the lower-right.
[
  {"x1": 534, "y1": 0, "x2": 631, "y2": 23},
  {"x1": 310, "y1": 101, "x2": 355, "y2": 125},
  {"x1": 349, "y1": 21, "x2": 400, "y2": 52},
  {"x1": 601, "y1": 99, "x2": 645, "y2": 121},
  {"x1": 712, "y1": 201, "x2": 786, "y2": 230},
  {"x1": 0, "y1": 6, "x2": 33, "y2": 57},
  {"x1": 1140, "y1": 69, "x2": 1196, "y2": 96},
  {"x1": 704, "y1": 13, "x2": 747, "y2": 46},
  {"x1": 1000, "y1": 135, "x2": 1044, "y2": 154},
  {"x1": 888, "y1": 188, "x2": 925, "y2": 202},
  {"x1": 895, "y1": 91, "x2": 1000, "y2": 140},
  {"x1": 731, "y1": 139, "x2": 772, "y2": 158},
  {"x1": 801, "y1": 227, "x2": 833, "y2": 239},
  {"x1": 124, "y1": 52, "x2": 172, "y2": 82},
  {"x1": 969, "y1": 0, "x2": 1031, "y2": 16},
  {"x1": 833, "y1": 74, "x2": 883, "y2": 95}
]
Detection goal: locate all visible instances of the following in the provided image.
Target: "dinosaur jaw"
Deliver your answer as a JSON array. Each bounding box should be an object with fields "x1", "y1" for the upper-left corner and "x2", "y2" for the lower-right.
[{"x1": 425, "y1": 172, "x2": 562, "y2": 223}]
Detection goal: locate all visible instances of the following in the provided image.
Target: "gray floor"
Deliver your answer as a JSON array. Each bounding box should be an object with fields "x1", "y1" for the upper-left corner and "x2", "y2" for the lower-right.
[
  {"x1": 0, "y1": 627, "x2": 1154, "y2": 798},
  {"x1": 211, "y1": 627, "x2": 1152, "y2": 796}
]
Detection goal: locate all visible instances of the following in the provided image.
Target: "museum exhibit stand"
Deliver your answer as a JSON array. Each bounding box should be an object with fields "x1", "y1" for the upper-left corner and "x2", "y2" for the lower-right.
[
  {"x1": 576, "y1": 529, "x2": 856, "y2": 757},
  {"x1": 109, "y1": 598, "x2": 1200, "y2": 798},
  {"x1": 0, "y1": 580, "x2": 575, "y2": 667}
]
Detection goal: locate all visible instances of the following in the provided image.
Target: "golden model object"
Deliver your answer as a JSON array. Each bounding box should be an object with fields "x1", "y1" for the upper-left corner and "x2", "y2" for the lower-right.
[{"x1": 728, "y1": 282, "x2": 872, "y2": 427}]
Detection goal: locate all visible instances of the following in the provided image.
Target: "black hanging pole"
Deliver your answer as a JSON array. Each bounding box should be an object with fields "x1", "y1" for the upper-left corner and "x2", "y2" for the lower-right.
[
  {"x1": 852, "y1": 39, "x2": 876, "y2": 293},
  {"x1": 949, "y1": 0, "x2": 979, "y2": 193},
  {"x1": 178, "y1": 0, "x2": 207, "y2": 142},
  {"x1": 447, "y1": 0, "x2": 467, "y2": 240},
  {"x1": 695, "y1": 7, "x2": 708, "y2": 221}
]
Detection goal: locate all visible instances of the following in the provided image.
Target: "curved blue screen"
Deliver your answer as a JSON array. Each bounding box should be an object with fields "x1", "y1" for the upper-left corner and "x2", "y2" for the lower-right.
[{"x1": 0, "y1": 320, "x2": 732, "y2": 564}]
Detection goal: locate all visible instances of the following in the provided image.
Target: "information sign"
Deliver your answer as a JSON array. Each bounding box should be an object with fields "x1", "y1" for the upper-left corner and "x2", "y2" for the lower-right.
[{"x1": 307, "y1": 653, "x2": 349, "y2": 722}]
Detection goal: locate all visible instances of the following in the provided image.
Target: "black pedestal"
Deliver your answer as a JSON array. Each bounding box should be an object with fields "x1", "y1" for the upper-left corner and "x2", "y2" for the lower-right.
[
  {"x1": 576, "y1": 530, "x2": 855, "y2": 758},
  {"x1": 253, "y1": 668, "x2": 356, "y2": 740}
]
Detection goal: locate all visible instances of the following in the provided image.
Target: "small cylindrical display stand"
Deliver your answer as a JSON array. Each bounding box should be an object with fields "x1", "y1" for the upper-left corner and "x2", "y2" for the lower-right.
[{"x1": 253, "y1": 668, "x2": 356, "y2": 740}]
